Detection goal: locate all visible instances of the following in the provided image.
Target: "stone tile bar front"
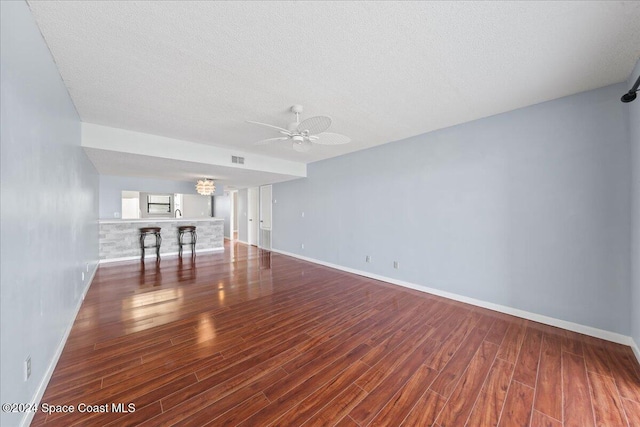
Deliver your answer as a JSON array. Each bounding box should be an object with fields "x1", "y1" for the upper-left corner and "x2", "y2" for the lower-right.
[{"x1": 99, "y1": 218, "x2": 224, "y2": 262}]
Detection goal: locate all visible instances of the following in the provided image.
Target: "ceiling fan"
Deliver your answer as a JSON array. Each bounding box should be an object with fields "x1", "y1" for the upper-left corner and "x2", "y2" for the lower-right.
[{"x1": 247, "y1": 105, "x2": 351, "y2": 152}]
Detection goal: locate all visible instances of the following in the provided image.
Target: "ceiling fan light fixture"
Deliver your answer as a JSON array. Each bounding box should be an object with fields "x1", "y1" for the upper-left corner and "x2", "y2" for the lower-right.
[
  {"x1": 249, "y1": 105, "x2": 350, "y2": 152},
  {"x1": 292, "y1": 140, "x2": 312, "y2": 152},
  {"x1": 196, "y1": 178, "x2": 215, "y2": 196}
]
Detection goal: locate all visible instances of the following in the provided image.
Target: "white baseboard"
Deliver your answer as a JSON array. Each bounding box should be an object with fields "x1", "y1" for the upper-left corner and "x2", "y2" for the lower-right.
[
  {"x1": 20, "y1": 263, "x2": 98, "y2": 427},
  {"x1": 271, "y1": 248, "x2": 637, "y2": 350},
  {"x1": 631, "y1": 339, "x2": 640, "y2": 365},
  {"x1": 99, "y1": 247, "x2": 224, "y2": 264}
]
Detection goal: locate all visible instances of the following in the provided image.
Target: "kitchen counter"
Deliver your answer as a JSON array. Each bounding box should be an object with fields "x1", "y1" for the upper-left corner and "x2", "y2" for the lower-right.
[
  {"x1": 99, "y1": 217, "x2": 224, "y2": 224},
  {"x1": 99, "y1": 217, "x2": 224, "y2": 262}
]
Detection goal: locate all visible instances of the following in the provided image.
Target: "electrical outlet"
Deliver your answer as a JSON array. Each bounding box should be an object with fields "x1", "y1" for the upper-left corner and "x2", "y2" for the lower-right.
[
  {"x1": 25, "y1": 356, "x2": 31, "y2": 381},
  {"x1": 301, "y1": 243, "x2": 305, "y2": 249},
  {"x1": 82, "y1": 272, "x2": 85, "y2": 281},
  {"x1": 366, "y1": 255, "x2": 371, "y2": 263},
  {"x1": 393, "y1": 261, "x2": 400, "y2": 269},
  {"x1": 114, "y1": 212, "x2": 120, "y2": 218}
]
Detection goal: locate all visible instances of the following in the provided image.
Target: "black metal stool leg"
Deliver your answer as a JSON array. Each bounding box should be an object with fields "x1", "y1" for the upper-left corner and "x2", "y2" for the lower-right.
[
  {"x1": 140, "y1": 227, "x2": 162, "y2": 262},
  {"x1": 177, "y1": 226, "x2": 196, "y2": 258}
]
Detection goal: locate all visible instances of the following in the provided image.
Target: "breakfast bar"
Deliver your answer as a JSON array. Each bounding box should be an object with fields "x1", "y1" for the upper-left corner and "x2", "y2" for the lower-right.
[{"x1": 99, "y1": 218, "x2": 224, "y2": 262}]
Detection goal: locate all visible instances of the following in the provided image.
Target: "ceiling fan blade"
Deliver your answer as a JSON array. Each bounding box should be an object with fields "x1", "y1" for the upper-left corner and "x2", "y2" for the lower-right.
[
  {"x1": 254, "y1": 137, "x2": 289, "y2": 145},
  {"x1": 297, "y1": 116, "x2": 331, "y2": 135},
  {"x1": 246, "y1": 120, "x2": 290, "y2": 133},
  {"x1": 312, "y1": 132, "x2": 351, "y2": 145}
]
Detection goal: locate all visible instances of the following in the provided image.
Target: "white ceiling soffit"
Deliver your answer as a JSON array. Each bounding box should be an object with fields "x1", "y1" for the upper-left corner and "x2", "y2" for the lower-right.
[
  {"x1": 29, "y1": 1, "x2": 640, "y2": 165},
  {"x1": 81, "y1": 122, "x2": 306, "y2": 176},
  {"x1": 81, "y1": 123, "x2": 306, "y2": 187},
  {"x1": 84, "y1": 148, "x2": 300, "y2": 189}
]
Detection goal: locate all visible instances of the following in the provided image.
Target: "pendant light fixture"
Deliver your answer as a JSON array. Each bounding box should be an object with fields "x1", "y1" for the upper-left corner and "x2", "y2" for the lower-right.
[{"x1": 196, "y1": 178, "x2": 215, "y2": 196}]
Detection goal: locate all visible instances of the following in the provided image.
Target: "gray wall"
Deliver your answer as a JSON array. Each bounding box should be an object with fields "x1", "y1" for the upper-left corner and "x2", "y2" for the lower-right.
[
  {"x1": 214, "y1": 194, "x2": 232, "y2": 238},
  {"x1": 1, "y1": 2, "x2": 99, "y2": 426},
  {"x1": 629, "y1": 59, "x2": 640, "y2": 348},
  {"x1": 237, "y1": 189, "x2": 249, "y2": 242},
  {"x1": 273, "y1": 83, "x2": 631, "y2": 335},
  {"x1": 99, "y1": 175, "x2": 196, "y2": 219}
]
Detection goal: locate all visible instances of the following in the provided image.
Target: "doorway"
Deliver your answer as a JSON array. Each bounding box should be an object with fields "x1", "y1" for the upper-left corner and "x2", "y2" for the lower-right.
[
  {"x1": 231, "y1": 191, "x2": 239, "y2": 240},
  {"x1": 259, "y1": 185, "x2": 272, "y2": 250},
  {"x1": 248, "y1": 187, "x2": 259, "y2": 246}
]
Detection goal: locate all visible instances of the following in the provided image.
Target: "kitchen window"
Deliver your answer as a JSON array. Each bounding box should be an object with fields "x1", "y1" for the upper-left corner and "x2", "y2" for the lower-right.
[{"x1": 147, "y1": 194, "x2": 172, "y2": 215}]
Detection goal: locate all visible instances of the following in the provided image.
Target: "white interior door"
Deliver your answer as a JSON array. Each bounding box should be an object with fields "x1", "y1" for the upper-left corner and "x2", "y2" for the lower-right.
[
  {"x1": 259, "y1": 185, "x2": 272, "y2": 249},
  {"x1": 248, "y1": 187, "x2": 259, "y2": 246},
  {"x1": 230, "y1": 191, "x2": 237, "y2": 240}
]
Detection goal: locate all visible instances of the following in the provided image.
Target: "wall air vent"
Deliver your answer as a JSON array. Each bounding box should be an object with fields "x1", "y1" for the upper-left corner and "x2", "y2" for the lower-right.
[{"x1": 231, "y1": 156, "x2": 245, "y2": 165}]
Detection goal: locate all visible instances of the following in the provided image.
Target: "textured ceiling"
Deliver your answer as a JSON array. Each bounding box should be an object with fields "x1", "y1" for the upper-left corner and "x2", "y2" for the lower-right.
[{"x1": 28, "y1": 1, "x2": 640, "y2": 168}]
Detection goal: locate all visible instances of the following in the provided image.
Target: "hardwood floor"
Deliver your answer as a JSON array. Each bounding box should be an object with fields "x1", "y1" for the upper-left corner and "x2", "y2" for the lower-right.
[{"x1": 31, "y1": 242, "x2": 640, "y2": 426}]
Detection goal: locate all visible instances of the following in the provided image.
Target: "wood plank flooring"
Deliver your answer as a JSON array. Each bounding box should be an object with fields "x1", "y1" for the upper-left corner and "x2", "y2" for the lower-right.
[{"x1": 31, "y1": 241, "x2": 640, "y2": 426}]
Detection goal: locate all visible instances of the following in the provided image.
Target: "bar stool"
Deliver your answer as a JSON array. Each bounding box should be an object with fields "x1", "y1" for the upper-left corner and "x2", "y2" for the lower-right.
[
  {"x1": 178, "y1": 225, "x2": 197, "y2": 257},
  {"x1": 139, "y1": 227, "x2": 162, "y2": 261}
]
